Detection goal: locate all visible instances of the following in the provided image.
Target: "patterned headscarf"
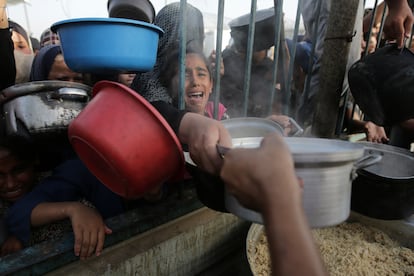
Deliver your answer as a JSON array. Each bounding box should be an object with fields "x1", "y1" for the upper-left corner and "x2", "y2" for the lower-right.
[
  {"x1": 130, "y1": 2, "x2": 204, "y2": 103},
  {"x1": 40, "y1": 28, "x2": 60, "y2": 48},
  {"x1": 29, "y1": 45, "x2": 62, "y2": 81}
]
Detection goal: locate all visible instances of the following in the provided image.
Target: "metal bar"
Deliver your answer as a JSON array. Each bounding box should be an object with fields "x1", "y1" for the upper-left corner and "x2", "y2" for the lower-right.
[
  {"x1": 283, "y1": 0, "x2": 302, "y2": 116},
  {"x1": 376, "y1": 3, "x2": 387, "y2": 49},
  {"x1": 302, "y1": 0, "x2": 323, "y2": 107},
  {"x1": 363, "y1": 0, "x2": 378, "y2": 57},
  {"x1": 213, "y1": 0, "x2": 225, "y2": 120},
  {"x1": 178, "y1": 0, "x2": 187, "y2": 110},
  {"x1": 242, "y1": 0, "x2": 257, "y2": 116},
  {"x1": 268, "y1": 0, "x2": 284, "y2": 115}
]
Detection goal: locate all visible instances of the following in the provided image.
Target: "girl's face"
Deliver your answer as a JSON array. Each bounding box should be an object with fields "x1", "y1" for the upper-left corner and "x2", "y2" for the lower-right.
[
  {"x1": 11, "y1": 31, "x2": 32, "y2": 55},
  {"x1": 181, "y1": 53, "x2": 213, "y2": 115},
  {"x1": 48, "y1": 54, "x2": 84, "y2": 83},
  {"x1": 118, "y1": 73, "x2": 136, "y2": 87},
  {"x1": 0, "y1": 148, "x2": 36, "y2": 203}
]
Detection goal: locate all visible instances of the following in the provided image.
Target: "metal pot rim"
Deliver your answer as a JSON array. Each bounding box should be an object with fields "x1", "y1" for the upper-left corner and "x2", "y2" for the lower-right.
[
  {"x1": 0, "y1": 80, "x2": 91, "y2": 104},
  {"x1": 232, "y1": 137, "x2": 365, "y2": 163},
  {"x1": 356, "y1": 141, "x2": 414, "y2": 180}
]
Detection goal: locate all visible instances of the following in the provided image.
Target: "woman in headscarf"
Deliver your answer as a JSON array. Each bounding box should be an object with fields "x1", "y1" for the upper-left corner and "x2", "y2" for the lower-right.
[
  {"x1": 131, "y1": 2, "x2": 204, "y2": 104},
  {"x1": 131, "y1": 2, "x2": 231, "y2": 175}
]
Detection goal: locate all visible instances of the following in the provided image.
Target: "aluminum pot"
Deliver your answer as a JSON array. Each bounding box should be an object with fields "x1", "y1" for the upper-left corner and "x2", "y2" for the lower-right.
[
  {"x1": 224, "y1": 137, "x2": 381, "y2": 228},
  {"x1": 186, "y1": 117, "x2": 289, "y2": 212},
  {"x1": 351, "y1": 142, "x2": 414, "y2": 220},
  {"x1": 0, "y1": 81, "x2": 91, "y2": 136}
]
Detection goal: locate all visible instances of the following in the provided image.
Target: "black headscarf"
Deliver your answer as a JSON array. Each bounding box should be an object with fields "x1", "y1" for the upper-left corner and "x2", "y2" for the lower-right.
[
  {"x1": 29, "y1": 45, "x2": 62, "y2": 81},
  {"x1": 130, "y1": 2, "x2": 204, "y2": 103},
  {"x1": 8, "y1": 20, "x2": 29, "y2": 44}
]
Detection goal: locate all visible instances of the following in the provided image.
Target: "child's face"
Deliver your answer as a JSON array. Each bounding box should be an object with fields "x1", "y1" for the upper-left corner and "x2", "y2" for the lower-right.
[
  {"x1": 11, "y1": 31, "x2": 32, "y2": 55},
  {"x1": 0, "y1": 149, "x2": 36, "y2": 203},
  {"x1": 48, "y1": 54, "x2": 84, "y2": 83},
  {"x1": 182, "y1": 53, "x2": 213, "y2": 115},
  {"x1": 118, "y1": 73, "x2": 136, "y2": 87}
]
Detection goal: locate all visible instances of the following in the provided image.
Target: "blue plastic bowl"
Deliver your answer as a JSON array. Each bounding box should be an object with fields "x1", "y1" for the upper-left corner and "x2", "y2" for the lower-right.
[{"x1": 51, "y1": 18, "x2": 164, "y2": 73}]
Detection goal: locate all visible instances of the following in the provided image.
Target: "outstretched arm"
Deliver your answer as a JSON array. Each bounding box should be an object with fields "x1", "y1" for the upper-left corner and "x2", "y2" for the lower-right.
[
  {"x1": 31, "y1": 202, "x2": 112, "y2": 260},
  {"x1": 220, "y1": 133, "x2": 327, "y2": 276}
]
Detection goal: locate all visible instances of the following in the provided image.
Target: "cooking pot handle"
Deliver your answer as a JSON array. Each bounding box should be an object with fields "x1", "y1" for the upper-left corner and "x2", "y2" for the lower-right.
[
  {"x1": 354, "y1": 154, "x2": 382, "y2": 170},
  {"x1": 350, "y1": 154, "x2": 382, "y2": 180},
  {"x1": 288, "y1": 118, "x2": 304, "y2": 137},
  {"x1": 51, "y1": 87, "x2": 90, "y2": 102}
]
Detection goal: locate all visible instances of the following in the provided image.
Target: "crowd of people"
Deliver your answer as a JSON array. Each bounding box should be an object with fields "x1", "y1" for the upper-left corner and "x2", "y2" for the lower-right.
[{"x1": 0, "y1": 0, "x2": 414, "y2": 274}]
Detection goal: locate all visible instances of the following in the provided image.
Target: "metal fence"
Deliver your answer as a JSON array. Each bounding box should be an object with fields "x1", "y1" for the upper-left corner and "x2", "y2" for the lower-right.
[{"x1": 175, "y1": 0, "x2": 412, "y2": 139}]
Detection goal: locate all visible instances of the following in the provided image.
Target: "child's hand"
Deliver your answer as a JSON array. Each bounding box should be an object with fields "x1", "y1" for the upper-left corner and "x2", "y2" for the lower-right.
[
  {"x1": 68, "y1": 203, "x2": 112, "y2": 260},
  {"x1": 0, "y1": 235, "x2": 23, "y2": 256}
]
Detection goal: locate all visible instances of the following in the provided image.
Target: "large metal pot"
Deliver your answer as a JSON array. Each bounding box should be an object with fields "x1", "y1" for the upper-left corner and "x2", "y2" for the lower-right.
[
  {"x1": 0, "y1": 81, "x2": 91, "y2": 136},
  {"x1": 351, "y1": 142, "x2": 414, "y2": 220},
  {"x1": 225, "y1": 137, "x2": 381, "y2": 228}
]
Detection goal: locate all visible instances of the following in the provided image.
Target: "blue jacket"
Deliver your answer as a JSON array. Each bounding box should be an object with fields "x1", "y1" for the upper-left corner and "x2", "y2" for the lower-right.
[{"x1": 6, "y1": 158, "x2": 124, "y2": 245}]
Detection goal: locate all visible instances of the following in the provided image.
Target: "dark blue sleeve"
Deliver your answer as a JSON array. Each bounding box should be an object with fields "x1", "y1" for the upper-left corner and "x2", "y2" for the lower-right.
[{"x1": 6, "y1": 158, "x2": 124, "y2": 245}]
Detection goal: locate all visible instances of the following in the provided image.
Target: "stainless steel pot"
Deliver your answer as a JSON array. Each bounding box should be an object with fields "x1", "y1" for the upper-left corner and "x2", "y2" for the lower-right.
[
  {"x1": 225, "y1": 137, "x2": 382, "y2": 228},
  {"x1": 0, "y1": 81, "x2": 91, "y2": 136}
]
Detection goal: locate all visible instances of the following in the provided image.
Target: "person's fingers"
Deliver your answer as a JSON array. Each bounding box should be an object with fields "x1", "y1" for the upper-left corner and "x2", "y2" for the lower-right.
[
  {"x1": 73, "y1": 229, "x2": 82, "y2": 257},
  {"x1": 79, "y1": 231, "x2": 90, "y2": 260},
  {"x1": 95, "y1": 228, "x2": 106, "y2": 257},
  {"x1": 87, "y1": 230, "x2": 98, "y2": 258},
  {"x1": 105, "y1": 225, "x2": 113, "y2": 235},
  {"x1": 404, "y1": 14, "x2": 414, "y2": 38},
  {"x1": 95, "y1": 225, "x2": 112, "y2": 257},
  {"x1": 192, "y1": 143, "x2": 222, "y2": 174},
  {"x1": 396, "y1": 30, "x2": 405, "y2": 48}
]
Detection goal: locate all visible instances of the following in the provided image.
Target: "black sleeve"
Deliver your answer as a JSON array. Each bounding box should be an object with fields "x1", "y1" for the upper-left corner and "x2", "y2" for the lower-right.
[
  {"x1": 0, "y1": 28, "x2": 16, "y2": 90},
  {"x1": 150, "y1": 101, "x2": 187, "y2": 134}
]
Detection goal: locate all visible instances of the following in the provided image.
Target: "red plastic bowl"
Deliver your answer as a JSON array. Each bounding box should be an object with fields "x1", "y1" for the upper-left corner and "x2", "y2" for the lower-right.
[{"x1": 68, "y1": 81, "x2": 184, "y2": 198}]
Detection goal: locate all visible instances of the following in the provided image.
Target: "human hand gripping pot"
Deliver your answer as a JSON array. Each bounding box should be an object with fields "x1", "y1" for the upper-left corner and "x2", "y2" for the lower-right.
[
  {"x1": 220, "y1": 133, "x2": 327, "y2": 276},
  {"x1": 179, "y1": 112, "x2": 232, "y2": 175}
]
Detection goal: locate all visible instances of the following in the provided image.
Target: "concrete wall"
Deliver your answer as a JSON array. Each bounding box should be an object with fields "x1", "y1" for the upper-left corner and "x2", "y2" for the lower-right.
[{"x1": 47, "y1": 208, "x2": 251, "y2": 276}]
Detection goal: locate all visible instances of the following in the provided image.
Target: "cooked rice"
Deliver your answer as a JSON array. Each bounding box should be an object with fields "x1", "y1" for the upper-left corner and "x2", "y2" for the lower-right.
[{"x1": 248, "y1": 222, "x2": 414, "y2": 275}]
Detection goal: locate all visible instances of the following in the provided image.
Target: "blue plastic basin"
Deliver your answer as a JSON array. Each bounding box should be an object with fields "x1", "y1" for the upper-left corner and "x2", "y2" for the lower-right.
[{"x1": 51, "y1": 17, "x2": 164, "y2": 73}]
